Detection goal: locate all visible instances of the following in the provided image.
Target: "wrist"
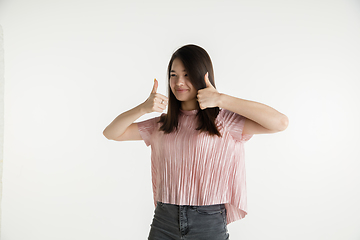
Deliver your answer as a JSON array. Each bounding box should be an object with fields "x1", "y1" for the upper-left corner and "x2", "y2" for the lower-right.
[
  {"x1": 138, "y1": 102, "x2": 147, "y2": 115},
  {"x1": 217, "y1": 93, "x2": 225, "y2": 108}
]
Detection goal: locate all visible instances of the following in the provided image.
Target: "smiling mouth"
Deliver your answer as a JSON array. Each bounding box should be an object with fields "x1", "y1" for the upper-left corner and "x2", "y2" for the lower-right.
[{"x1": 176, "y1": 89, "x2": 188, "y2": 92}]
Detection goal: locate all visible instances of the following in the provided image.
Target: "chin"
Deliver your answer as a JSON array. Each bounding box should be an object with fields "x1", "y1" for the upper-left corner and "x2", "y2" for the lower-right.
[{"x1": 177, "y1": 96, "x2": 191, "y2": 101}]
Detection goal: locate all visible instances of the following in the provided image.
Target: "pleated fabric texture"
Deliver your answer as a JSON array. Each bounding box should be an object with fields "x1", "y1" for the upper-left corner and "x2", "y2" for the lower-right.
[{"x1": 137, "y1": 108, "x2": 253, "y2": 224}]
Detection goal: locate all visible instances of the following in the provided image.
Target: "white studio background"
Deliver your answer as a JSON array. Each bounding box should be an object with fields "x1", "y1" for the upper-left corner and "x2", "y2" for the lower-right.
[{"x1": 1, "y1": 0, "x2": 360, "y2": 239}]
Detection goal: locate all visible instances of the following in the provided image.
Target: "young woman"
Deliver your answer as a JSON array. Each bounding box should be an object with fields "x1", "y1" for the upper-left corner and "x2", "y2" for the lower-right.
[{"x1": 103, "y1": 44, "x2": 289, "y2": 240}]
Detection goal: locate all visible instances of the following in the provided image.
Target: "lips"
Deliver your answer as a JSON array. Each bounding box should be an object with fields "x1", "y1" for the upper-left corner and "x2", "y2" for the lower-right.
[{"x1": 176, "y1": 89, "x2": 188, "y2": 92}]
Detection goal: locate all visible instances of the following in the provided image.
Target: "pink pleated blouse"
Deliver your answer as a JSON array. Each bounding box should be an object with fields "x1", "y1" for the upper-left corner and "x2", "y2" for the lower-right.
[{"x1": 137, "y1": 108, "x2": 253, "y2": 224}]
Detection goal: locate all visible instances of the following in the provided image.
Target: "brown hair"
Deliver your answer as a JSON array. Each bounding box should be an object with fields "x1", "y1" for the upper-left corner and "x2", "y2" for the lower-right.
[{"x1": 158, "y1": 44, "x2": 222, "y2": 137}]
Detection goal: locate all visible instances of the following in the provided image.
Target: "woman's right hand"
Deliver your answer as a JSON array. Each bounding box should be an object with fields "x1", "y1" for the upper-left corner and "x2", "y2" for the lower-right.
[{"x1": 142, "y1": 79, "x2": 168, "y2": 114}]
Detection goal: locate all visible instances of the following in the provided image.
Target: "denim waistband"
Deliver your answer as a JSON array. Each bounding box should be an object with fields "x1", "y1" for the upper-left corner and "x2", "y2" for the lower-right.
[{"x1": 157, "y1": 201, "x2": 225, "y2": 210}]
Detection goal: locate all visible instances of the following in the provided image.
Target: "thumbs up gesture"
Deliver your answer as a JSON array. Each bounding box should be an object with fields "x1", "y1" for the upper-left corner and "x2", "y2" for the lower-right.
[
  {"x1": 197, "y1": 72, "x2": 221, "y2": 110},
  {"x1": 142, "y1": 78, "x2": 169, "y2": 114}
]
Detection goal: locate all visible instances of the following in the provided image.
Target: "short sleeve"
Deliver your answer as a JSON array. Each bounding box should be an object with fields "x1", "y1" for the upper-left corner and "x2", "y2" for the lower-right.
[
  {"x1": 137, "y1": 116, "x2": 161, "y2": 147},
  {"x1": 219, "y1": 109, "x2": 253, "y2": 142}
]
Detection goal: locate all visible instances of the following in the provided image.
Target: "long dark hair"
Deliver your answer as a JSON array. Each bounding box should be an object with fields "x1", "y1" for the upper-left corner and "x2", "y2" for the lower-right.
[{"x1": 158, "y1": 44, "x2": 222, "y2": 137}]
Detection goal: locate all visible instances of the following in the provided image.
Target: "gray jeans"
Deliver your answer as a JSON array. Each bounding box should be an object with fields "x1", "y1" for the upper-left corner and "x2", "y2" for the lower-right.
[{"x1": 148, "y1": 202, "x2": 230, "y2": 240}]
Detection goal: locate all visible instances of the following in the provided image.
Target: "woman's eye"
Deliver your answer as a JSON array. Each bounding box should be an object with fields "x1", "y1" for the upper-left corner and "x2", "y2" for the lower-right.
[{"x1": 170, "y1": 74, "x2": 188, "y2": 77}]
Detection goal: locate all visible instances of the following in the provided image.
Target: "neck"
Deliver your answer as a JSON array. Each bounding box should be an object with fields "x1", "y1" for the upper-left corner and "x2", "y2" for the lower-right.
[{"x1": 181, "y1": 100, "x2": 198, "y2": 111}]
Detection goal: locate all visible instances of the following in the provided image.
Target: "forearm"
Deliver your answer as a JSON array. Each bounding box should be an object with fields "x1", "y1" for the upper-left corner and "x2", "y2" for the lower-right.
[
  {"x1": 103, "y1": 103, "x2": 146, "y2": 140},
  {"x1": 218, "y1": 93, "x2": 288, "y2": 131}
]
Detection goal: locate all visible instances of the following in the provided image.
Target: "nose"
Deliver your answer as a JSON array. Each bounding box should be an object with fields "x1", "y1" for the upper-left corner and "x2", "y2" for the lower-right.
[{"x1": 175, "y1": 75, "x2": 186, "y2": 86}]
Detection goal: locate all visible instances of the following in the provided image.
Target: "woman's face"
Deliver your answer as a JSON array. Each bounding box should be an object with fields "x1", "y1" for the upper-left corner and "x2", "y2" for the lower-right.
[{"x1": 169, "y1": 58, "x2": 198, "y2": 110}]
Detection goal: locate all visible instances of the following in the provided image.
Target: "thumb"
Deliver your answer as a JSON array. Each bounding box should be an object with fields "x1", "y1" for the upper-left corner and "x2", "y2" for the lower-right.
[
  {"x1": 205, "y1": 72, "x2": 212, "y2": 88},
  {"x1": 151, "y1": 78, "x2": 158, "y2": 93}
]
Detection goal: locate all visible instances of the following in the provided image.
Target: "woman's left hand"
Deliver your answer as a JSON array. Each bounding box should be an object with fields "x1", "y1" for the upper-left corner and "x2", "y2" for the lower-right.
[{"x1": 197, "y1": 72, "x2": 221, "y2": 110}]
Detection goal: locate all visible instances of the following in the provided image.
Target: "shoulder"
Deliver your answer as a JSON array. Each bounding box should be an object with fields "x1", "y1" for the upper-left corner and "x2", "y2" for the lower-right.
[
  {"x1": 218, "y1": 108, "x2": 236, "y2": 115},
  {"x1": 217, "y1": 108, "x2": 247, "y2": 132},
  {"x1": 137, "y1": 114, "x2": 164, "y2": 129},
  {"x1": 218, "y1": 108, "x2": 243, "y2": 121}
]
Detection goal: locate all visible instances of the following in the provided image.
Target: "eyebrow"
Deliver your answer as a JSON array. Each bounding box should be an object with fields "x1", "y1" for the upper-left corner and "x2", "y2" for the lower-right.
[{"x1": 170, "y1": 69, "x2": 187, "y2": 72}]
